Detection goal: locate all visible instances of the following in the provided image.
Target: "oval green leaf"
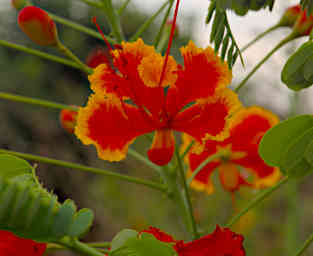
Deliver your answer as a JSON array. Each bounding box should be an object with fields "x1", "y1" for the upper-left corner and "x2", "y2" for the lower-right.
[
  {"x1": 259, "y1": 115, "x2": 313, "y2": 166},
  {"x1": 0, "y1": 154, "x2": 32, "y2": 180}
]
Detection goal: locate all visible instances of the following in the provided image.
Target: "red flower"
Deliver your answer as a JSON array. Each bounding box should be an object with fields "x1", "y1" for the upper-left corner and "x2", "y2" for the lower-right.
[
  {"x1": 293, "y1": 8, "x2": 313, "y2": 36},
  {"x1": 18, "y1": 6, "x2": 58, "y2": 46},
  {"x1": 60, "y1": 108, "x2": 78, "y2": 134},
  {"x1": 0, "y1": 230, "x2": 46, "y2": 256},
  {"x1": 183, "y1": 106, "x2": 281, "y2": 194},
  {"x1": 278, "y1": 5, "x2": 301, "y2": 27},
  {"x1": 86, "y1": 47, "x2": 110, "y2": 68},
  {"x1": 142, "y1": 225, "x2": 245, "y2": 256},
  {"x1": 75, "y1": 39, "x2": 241, "y2": 165}
]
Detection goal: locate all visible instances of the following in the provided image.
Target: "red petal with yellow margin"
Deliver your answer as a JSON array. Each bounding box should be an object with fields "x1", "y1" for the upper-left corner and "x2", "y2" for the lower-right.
[
  {"x1": 75, "y1": 93, "x2": 155, "y2": 161},
  {"x1": 147, "y1": 129, "x2": 175, "y2": 166},
  {"x1": 174, "y1": 225, "x2": 245, "y2": 256},
  {"x1": 172, "y1": 88, "x2": 241, "y2": 142},
  {"x1": 166, "y1": 41, "x2": 232, "y2": 117}
]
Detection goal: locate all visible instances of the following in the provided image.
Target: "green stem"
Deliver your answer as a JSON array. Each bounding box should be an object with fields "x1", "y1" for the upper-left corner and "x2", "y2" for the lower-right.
[
  {"x1": 130, "y1": 0, "x2": 169, "y2": 41},
  {"x1": 87, "y1": 242, "x2": 111, "y2": 248},
  {"x1": 181, "y1": 140, "x2": 195, "y2": 160},
  {"x1": 59, "y1": 238, "x2": 104, "y2": 256},
  {"x1": 47, "y1": 12, "x2": 116, "y2": 44},
  {"x1": 56, "y1": 40, "x2": 93, "y2": 74},
  {"x1": 226, "y1": 176, "x2": 289, "y2": 227},
  {"x1": 75, "y1": 0, "x2": 102, "y2": 8},
  {"x1": 0, "y1": 92, "x2": 78, "y2": 111},
  {"x1": 187, "y1": 152, "x2": 223, "y2": 187},
  {"x1": 0, "y1": 149, "x2": 167, "y2": 192},
  {"x1": 175, "y1": 148, "x2": 198, "y2": 239},
  {"x1": 100, "y1": 0, "x2": 124, "y2": 42},
  {"x1": 235, "y1": 33, "x2": 296, "y2": 93},
  {"x1": 117, "y1": 0, "x2": 131, "y2": 16},
  {"x1": 128, "y1": 149, "x2": 162, "y2": 175},
  {"x1": 0, "y1": 40, "x2": 84, "y2": 71},
  {"x1": 294, "y1": 232, "x2": 313, "y2": 256},
  {"x1": 241, "y1": 24, "x2": 281, "y2": 52},
  {"x1": 154, "y1": 0, "x2": 174, "y2": 48}
]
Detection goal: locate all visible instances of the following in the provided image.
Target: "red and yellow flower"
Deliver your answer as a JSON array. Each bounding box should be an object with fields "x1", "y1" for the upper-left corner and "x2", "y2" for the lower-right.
[
  {"x1": 183, "y1": 106, "x2": 281, "y2": 194},
  {"x1": 0, "y1": 230, "x2": 46, "y2": 256},
  {"x1": 142, "y1": 225, "x2": 245, "y2": 256},
  {"x1": 75, "y1": 39, "x2": 241, "y2": 165}
]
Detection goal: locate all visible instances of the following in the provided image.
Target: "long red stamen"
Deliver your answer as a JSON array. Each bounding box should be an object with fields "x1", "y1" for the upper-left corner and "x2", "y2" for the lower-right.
[
  {"x1": 92, "y1": 16, "x2": 113, "y2": 52},
  {"x1": 158, "y1": 0, "x2": 180, "y2": 87}
]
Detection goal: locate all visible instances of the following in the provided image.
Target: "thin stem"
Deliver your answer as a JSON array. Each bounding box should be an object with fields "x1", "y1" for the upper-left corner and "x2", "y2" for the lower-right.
[
  {"x1": 56, "y1": 40, "x2": 93, "y2": 74},
  {"x1": 294, "y1": 232, "x2": 313, "y2": 256},
  {"x1": 0, "y1": 92, "x2": 78, "y2": 111},
  {"x1": 100, "y1": 0, "x2": 124, "y2": 42},
  {"x1": 87, "y1": 242, "x2": 111, "y2": 248},
  {"x1": 181, "y1": 140, "x2": 195, "y2": 160},
  {"x1": 154, "y1": 0, "x2": 174, "y2": 47},
  {"x1": 0, "y1": 149, "x2": 167, "y2": 192},
  {"x1": 130, "y1": 0, "x2": 169, "y2": 41},
  {"x1": 59, "y1": 238, "x2": 104, "y2": 256},
  {"x1": 241, "y1": 24, "x2": 281, "y2": 52},
  {"x1": 235, "y1": 33, "x2": 296, "y2": 93},
  {"x1": 175, "y1": 148, "x2": 198, "y2": 239},
  {"x1": 187, "y1": 152, "x2": 223, "y2": 186},
  {"x1": 47, "y1": 12, "x2": 116, "y2": 44},
  {"x1": 0, "y1": 40, "x2": 83, "y2": 71},
  {"x1": 117, "y1": 0, "x2": 131, "y2": 16},
  {"x1": 226, "y1": 176, "x2": 289, "y2": 227},
  {"x1": 128, "y1": 149, "x2": 162, "y2": 175}
]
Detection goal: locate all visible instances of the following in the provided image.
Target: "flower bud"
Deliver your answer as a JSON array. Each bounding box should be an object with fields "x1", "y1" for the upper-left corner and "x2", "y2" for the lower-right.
[
  {"x1": 292, "y1": 9, "x2": 313, "y2": 37},
  {"x1": 278, "y1": 5, "x2": 301, "y2": 27},
  {"x1": 60, "y1": 109, "x2": 78, "y2": 134},
  {"x1": 11, "y1": 0, "x2": 31, "y2": 10},
  {"x1": 86, "y1": 47, "x2": 110, "y2": 68},
  {"x1": 18, "y1": 6, "x2": 58, "y2": 46}
]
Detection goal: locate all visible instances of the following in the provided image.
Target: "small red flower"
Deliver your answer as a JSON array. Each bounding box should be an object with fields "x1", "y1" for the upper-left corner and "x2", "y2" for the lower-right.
[
  {"x1": 142, "y1": 225, "x2": 245, "y2": 256},
  {"x1": 0, "y1": 230, "x2": 46, "y2": 256},
  {"x1": 183, "y1": 106, "x2": 281, "y2": 194},
  {"x1": 75, "y1": 39, "x2": 241, "y2": 165},
  {"x1": 18, "y1": 6, "x2": 58, "y2": 46},
  {"x1": 60, "y1": 108, "x2": 78, "y2": 134}
]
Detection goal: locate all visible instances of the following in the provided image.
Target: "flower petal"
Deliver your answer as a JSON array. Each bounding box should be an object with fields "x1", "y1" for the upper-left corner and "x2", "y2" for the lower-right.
[
  {"x1": 172, "y1": 88, "x2": 241, "y2": 142},
  {"x1": 175, "y1": 225, "x2": 245, "y2": 256},
  {"x1": 141, "y1": 227, "x2": 177, "y2": 243},
  {"x1": 147, "y1": 129, "x2": 175, "y2": 166},
  {"x1": 75, "y1": 93, "x2": 155, "y2": 161},
  {"x1": 166, "y1": 41, "x2": 232, "y2": 117}
]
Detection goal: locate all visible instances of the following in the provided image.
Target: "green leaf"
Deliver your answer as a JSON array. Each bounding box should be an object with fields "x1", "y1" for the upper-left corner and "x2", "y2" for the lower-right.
[
  {"x1": 0, "y1": 154, "x2": 32, "y2": 180},
  {"x1": 110, "y1": 233, "x2": 177, "y2": 256},
  {"x1": 111, "y1": 229, "x2": 139, "y2": 251},
  {"x1": 259, "y1": 115, "x2": 313, "y2": 166},
  {"x1": 69, "y1": 208, "x2": 94, "y2": 238},
  {"x1": 279, "y1": 127, "x2": 313, "y2": 178},
  {"x1": 304, "y1": 140, "x2": 313, "y2": 166},
  {"x1": 282, "y1": 41, "x2": 313, "y2": 91}
]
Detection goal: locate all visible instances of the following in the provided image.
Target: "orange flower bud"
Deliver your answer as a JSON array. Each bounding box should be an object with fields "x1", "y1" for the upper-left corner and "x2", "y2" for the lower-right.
[
  {"x1": 60, "y1": 109, "x2": 78, "y2": 134},
  {"x1": 278, "y1": 5, "x2": 301, "y2": 27},
  {"x1": 86, "y1": 47, "x2": 110, "y2": 68},
  {"x1": 11, "y1": 0, "x2": 31, "y2": 10},
  {"x1": 18, "y1": 6, "x2": 58, "y2": 46},
  {"x1": 293, "y1": 9, "x2": 313, "y2": 37}
]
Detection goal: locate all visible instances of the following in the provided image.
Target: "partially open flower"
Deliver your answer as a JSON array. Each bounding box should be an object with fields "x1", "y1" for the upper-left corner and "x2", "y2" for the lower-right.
[
  {"x1": 18, "y1": 6, "x2": 58, "y2": 46},
  {"x1": 60, "y1": 109, "x2": 78, "y2": 134},
  {"x1": 0, "y1": 230, "x2": 46, "y2": 256}
]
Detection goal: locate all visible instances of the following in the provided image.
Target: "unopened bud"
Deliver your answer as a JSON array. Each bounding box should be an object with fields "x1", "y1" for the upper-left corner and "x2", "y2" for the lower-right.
[
  {"x1": 86, "y1": 47, "x2": 110, "y2": 68},
  {"x1": 278, "y1": 5, "x2": 301, "y2": 27},
  {"x1": 11, "y1": 0, "x2": 31, "y2": 10},
  {"x1": 60, "y1": 109, "x2": 78, "y2": 134},
  {"x1": 293, "y1": 10, "x2": 313, "y2": 37},
  {"x1": 18, "y1": 6, "x2": 58, "y2": 46}
]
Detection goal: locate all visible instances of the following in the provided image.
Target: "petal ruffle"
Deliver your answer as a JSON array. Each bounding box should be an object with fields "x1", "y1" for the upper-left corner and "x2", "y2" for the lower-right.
[
  {"x1": 172, "y1": 88, "x2": 241, "y2": 142},
  {"x1": 166, "y1": 41, "x2": 232, "y2": 117},
  {"x1": 175, "y1": 225, "x2": 245, "y2": 256},
  {"x1": 75, "y1": 93, "x2": 155, "y2": 161}
]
